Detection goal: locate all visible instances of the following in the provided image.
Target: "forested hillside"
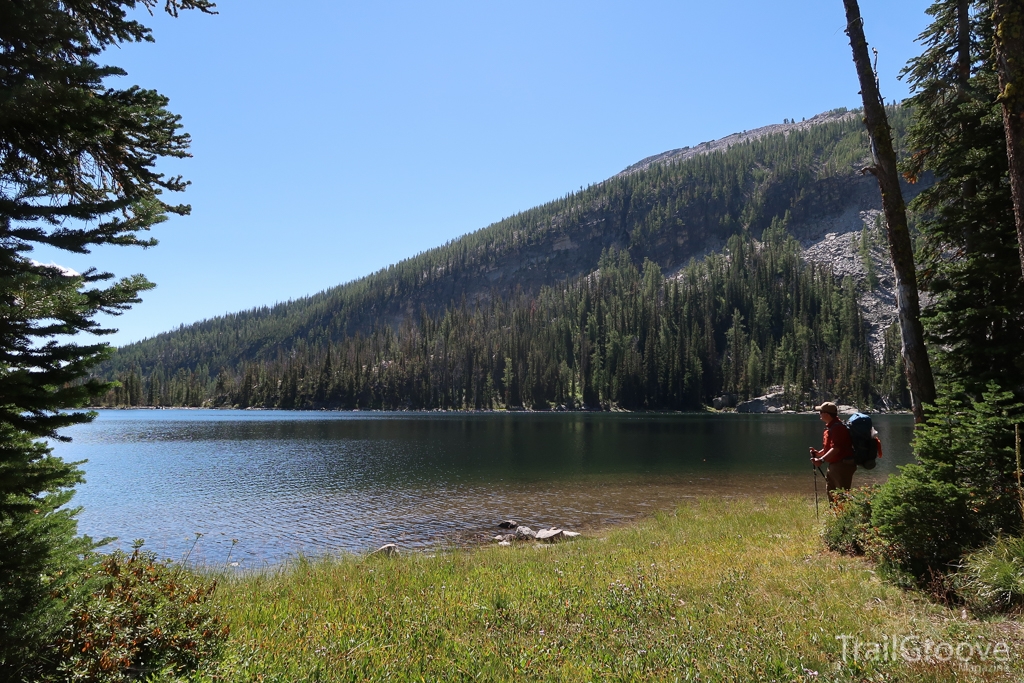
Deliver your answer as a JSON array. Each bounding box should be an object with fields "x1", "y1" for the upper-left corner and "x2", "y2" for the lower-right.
[{"x1": 98, "y1": 107, "x2": 917, "y2": 410}]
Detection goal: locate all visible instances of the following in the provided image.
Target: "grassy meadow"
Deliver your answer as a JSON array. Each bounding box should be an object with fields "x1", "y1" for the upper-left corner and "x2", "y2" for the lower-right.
[{"x1": 194, "y1": 497, "x2": 1023, "y2": 681}]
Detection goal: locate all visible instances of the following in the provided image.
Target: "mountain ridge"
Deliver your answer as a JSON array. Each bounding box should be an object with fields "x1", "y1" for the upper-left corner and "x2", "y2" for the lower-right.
[
  {"x1": 617, "y1": 108, "x2": 857, "y2": 177},
  {"x1": 99, "y1": 106, "x2": 920, "y2": 410}
]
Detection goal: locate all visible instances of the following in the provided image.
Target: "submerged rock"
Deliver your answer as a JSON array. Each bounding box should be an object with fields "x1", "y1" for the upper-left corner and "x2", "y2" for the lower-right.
[{"x1": 497, "y1": 520, "x2": 518, "y2": 529}]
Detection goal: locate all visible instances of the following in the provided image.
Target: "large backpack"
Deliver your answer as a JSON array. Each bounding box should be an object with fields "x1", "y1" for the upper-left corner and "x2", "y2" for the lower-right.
[{"x1": 846, "y1": 412, "x2": 880, "y2": 469}]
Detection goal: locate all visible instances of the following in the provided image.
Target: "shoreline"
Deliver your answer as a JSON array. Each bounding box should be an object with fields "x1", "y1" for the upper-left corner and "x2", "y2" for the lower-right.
[
  {"x1": 65, "y1": 411, "x2": 914, "y2": 566},
  {"x1": 86, "y1": 404, "x2": 914, "y2": 416}
]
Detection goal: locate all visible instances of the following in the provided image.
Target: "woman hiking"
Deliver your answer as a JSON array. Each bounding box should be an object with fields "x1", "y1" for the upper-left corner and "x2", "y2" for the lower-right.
[{"x1": 809, "y1": 402, "x2": 855, "y2": 504}]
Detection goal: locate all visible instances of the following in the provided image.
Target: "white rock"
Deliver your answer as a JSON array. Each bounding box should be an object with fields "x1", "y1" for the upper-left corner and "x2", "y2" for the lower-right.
[
  {"x1": 536, "y1": 528, "x2": 565, "y2": 542},
  {"x1": 370, "y1": 543, "x2": 398, "y2": 556},
  {"x1": 514, "y1": 526, "x2": 537, "y2": 540},
  {"x1": 736, "y1": 391, "x2": 786, "y2": 414}
]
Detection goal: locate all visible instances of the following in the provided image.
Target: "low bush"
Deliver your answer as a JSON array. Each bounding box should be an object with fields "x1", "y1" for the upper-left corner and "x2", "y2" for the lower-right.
[
  {"x1": 47, "y1": 541, "x2": 227, "y2": 682},
  {"x1": 868, "y1": 385, "x2": 1023, "y2": 580},
  {"x1": 956, "y1": 536, "x2": 1024, "y2": 614},
  {"x1": 820, "y1": 485, "x2": 876, "y2": 554},
  {"x1": 869, "y1": 466, "x2": 975, "y2": 578}
]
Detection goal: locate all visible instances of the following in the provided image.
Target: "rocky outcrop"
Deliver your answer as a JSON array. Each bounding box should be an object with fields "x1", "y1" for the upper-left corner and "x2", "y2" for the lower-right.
[
  {"x1": 734, "y1": 389, "x2": 860, "y2": 415},
  {"x1": 712, "y1": 394, "x2": 738, "y2": 410},
  {"x1": 799, "y1": 209, "x2": 898, "y2": 362},
  {"x1": 735, "y1": 391, "x2": 787, "y2": 413}
]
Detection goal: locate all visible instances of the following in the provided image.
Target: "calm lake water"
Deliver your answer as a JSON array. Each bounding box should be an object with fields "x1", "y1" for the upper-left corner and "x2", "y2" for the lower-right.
[{"x1": 52, "y1": 410, "x2": 916, "y2": 565}]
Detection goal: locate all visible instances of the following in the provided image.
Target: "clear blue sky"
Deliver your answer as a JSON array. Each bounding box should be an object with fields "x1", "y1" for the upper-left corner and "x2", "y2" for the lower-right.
[{"x1": 41, "y1": 0, "x2": 933, "y2": 346}]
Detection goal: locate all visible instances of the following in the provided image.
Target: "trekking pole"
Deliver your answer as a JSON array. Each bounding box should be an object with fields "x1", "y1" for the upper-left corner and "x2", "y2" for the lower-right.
[
  {"x1": 812, "y1": 460, "x2": 820, "y2": 521},
  {"x1": 1016, "y1": 424, "x2": 1022, "y2": 526}
]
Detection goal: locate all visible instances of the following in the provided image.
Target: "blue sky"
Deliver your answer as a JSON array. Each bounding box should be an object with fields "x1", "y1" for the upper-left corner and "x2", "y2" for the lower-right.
[{"x1": 42, "y1": 0, "x2": 933, "y2": 346}]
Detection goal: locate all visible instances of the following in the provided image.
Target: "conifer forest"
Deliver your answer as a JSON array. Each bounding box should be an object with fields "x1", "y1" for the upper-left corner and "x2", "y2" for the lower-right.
[
  {"x1": 99, "y1": 110, "x2": 913, "y2": 411},
  {"x1": 109, "y1": 229, "x2": 903, "y2": 410}
]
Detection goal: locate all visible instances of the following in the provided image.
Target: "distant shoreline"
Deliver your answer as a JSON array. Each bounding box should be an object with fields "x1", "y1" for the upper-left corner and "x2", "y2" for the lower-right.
[{"x1": 86, "y1": 405, "x2": 913, "y2": 416}]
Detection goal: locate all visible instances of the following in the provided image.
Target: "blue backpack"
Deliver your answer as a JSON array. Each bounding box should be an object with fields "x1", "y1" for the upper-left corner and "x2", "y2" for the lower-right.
[{"x1": 846, "y1": 413, "x2": 879, "y2": 469}]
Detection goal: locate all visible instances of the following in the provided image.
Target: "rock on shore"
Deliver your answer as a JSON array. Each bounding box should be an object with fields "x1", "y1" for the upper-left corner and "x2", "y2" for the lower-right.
[{"x1": 493, "y1": 522, "x2": 581, "y2": 545}]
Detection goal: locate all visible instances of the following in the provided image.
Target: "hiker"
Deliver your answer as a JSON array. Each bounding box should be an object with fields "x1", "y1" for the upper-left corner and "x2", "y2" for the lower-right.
[{"x1": 808, "y1": 401, "x2": 855, "y2": 503}]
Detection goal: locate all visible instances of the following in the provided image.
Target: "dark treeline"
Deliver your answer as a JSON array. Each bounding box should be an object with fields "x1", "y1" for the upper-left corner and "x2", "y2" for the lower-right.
[{"x1": 102, "y1": 222, "x2": 905, "y2": 410}]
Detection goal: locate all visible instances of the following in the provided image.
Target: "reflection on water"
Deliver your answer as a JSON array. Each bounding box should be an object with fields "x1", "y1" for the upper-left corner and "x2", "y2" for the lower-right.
[{"x1": 52, "y1": 410, "x2": 915, "y2": 564}]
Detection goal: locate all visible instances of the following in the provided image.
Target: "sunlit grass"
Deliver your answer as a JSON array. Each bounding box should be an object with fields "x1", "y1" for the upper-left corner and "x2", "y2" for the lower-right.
[{"x1": 194, "y1": 497, "x2": 1023, "y2": 681}]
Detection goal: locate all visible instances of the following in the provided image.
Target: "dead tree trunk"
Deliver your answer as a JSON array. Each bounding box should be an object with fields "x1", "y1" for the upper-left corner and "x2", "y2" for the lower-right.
[
  {"x1": 842, "y1": 0, "x2": 936, "y2": 422},
  {"x1": 993, "y1": 0, "x2": 1024, "y2": 282}
]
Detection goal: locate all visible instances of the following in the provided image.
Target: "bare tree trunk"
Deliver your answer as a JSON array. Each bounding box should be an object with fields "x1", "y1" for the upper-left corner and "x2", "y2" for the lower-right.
[
  {"x1": 842, "y1": 0, "x2": 936, "y2": 422},
  {"x1": 993, "y1": 0, "x2": 1024, "y2": 282},
  {"x1": 958, "y1": 0, "x2": 977, "y2": 252},
  {"x1": 958, "y1": 0, "x2": 972, "y2": 89}
]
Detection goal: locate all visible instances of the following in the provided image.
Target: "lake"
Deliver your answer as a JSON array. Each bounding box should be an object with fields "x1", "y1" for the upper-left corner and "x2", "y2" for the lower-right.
[{"x1": 51, "y1": 410, "x2": 916, "y2": 565}]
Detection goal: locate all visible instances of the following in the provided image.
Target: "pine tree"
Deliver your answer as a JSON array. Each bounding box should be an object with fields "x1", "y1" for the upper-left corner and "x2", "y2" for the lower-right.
[
  {"x1": 902, "y1": 0, "x2": 1024, "y2": 395},
  {"x1": 0, "y1": 0, "x2": 214, "y2": 674}
]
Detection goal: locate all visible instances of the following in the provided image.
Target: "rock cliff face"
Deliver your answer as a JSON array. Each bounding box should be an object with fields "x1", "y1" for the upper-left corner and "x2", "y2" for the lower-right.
[{"x1": 800, "y1": 208, "x2": 897, "y2": 361}]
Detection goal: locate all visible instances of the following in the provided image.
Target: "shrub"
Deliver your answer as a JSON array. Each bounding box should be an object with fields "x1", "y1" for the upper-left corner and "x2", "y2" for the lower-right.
[
  {"x1": 869, "y1": 384, "x2": 1023, "y2": 580},
  {"x1": 821, "y1": 485, "x2": 876, "y2": 555},
  {"x1": 956, "y1": 536, "x2": 1024, "y2": 614},
  {"x1": 48, "y1": 542, "x2": 228, "y2": 682},
  {"x1": 869, "y1": 467, "x2": 975, "y2": 578}
]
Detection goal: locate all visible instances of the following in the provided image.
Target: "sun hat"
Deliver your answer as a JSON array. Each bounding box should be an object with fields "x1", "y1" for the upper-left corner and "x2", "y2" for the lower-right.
[{"x1": 814, "y1": 402, "x2": 838, "y2": 416}]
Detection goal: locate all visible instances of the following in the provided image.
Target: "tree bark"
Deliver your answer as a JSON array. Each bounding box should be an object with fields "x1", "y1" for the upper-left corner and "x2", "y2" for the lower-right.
[
  {"x1": 993, "y1": 0, "x2": 1024, "y2": 282},
  {"x1": 958, "y1": 0, "x2": 977, "y2": 252},
  {"x1": 958, "y1": 0, "x2": 972, "y2": 89},
  {"x1": 842, "y1": 0, "x2": 936, "y2": 422}
]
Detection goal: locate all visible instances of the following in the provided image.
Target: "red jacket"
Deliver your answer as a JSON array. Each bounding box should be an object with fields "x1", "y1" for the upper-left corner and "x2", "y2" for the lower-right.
[{"x1": 821, "y1": 420, "x2": 854, "y2": 463}]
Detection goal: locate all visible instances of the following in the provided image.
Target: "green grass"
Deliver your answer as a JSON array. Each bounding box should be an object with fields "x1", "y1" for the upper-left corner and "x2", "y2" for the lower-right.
[{"x1": 195, "y1": 497, "x2": 1023, "y2": 681}]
